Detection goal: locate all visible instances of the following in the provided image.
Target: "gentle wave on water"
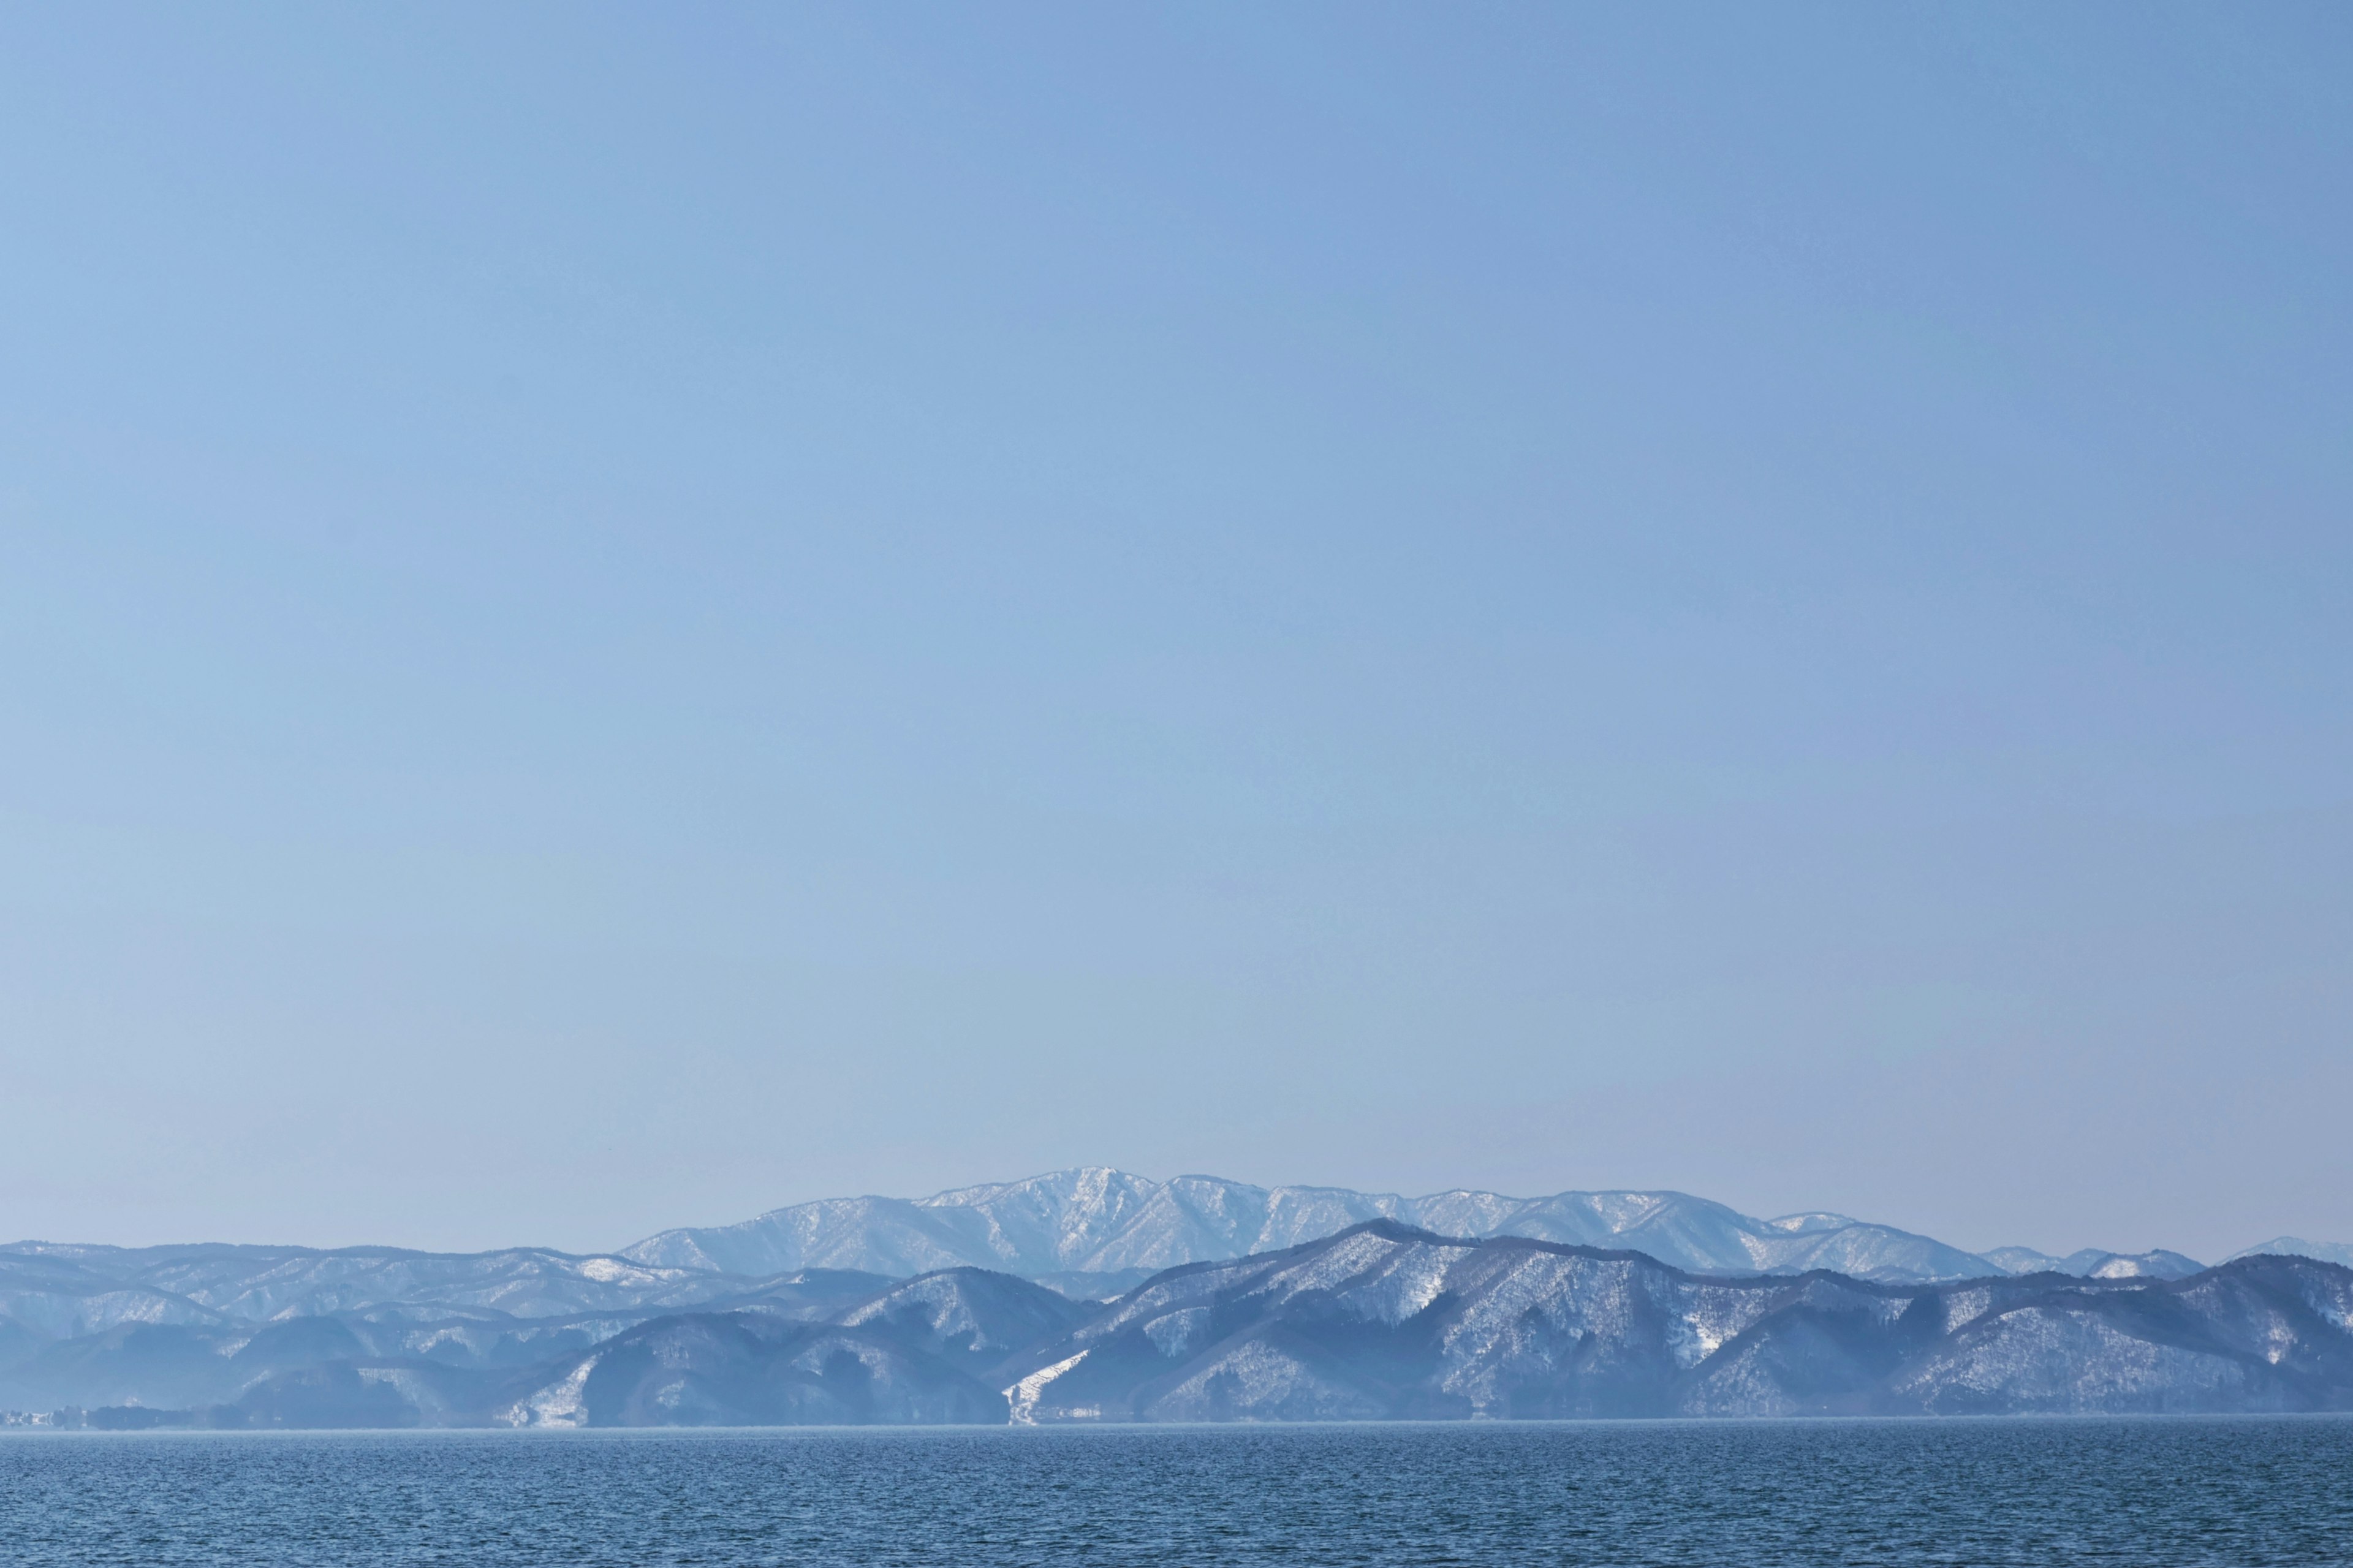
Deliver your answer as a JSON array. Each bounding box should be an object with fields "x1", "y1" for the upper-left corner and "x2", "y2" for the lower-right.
[{"x1": 3, "y1": 1417, "x2": 2348, "y2": 1566}]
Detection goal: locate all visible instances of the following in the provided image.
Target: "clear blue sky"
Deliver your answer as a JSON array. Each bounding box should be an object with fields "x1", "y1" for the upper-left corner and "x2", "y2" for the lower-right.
[{"x1": 2, "y1": 4, "x2": 2347, "y2": 1259}]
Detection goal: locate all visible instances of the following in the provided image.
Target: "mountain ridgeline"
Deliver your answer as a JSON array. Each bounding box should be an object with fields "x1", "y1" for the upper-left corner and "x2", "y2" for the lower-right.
[
  {"x1": 621, "y1": 1169, "x2": 2067, "y2": 1292},
  {"x1": 5, "y1": 1225, "x2": 2349, "y2": 1428},
  {"x1": 4, "y1": 1169, "x2": 2348, "y2": 1426}
]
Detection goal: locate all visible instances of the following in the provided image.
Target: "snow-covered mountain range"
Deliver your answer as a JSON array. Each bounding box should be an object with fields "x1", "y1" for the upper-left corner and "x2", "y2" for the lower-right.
[
  {"x1": 985, "y1": 1222, "x2": 2353, "y2": 1421},
  {"x1": 6, "y1": 1168, "x2": 2347, "y2": 1423},
  {"x1": 616, "y1": 1167, "x2": 2270, "y2": 1292},
  {"x1": 10, "y1": 1225, "x2": 2351, "y2": 1426}
]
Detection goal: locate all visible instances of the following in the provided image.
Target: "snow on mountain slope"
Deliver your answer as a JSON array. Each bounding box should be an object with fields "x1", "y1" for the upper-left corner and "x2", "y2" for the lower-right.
[
  {"x1": 998, "y1": 1224, "x2": 2353, "y2": 1422},
  {"x1": 496, "y1": 1316, "x2": 1008, "y2": 1428},
  {"x1": 18, "y1": 1237, "x2": 2352, "y2": 1426},
  {"x1": 1983, "y1": 1246, "x2": 2208, "y2": 1281},
  {"x1": 0, "y1": 1268, "x2": 899, "y2": 1416},
  {"x1": 2228, "y1": 1237, "x2": 2353, "y2": 1270},
  {"x1": 0, "y1": 1244, "x2": 738, "y2": 1325},
  {"x1": 832, "y1": 1269, "x2": 1091, "y2": 1377},
  {"x1": 621, "y1": 1169, "x2": 2007, "y2": 1285}
]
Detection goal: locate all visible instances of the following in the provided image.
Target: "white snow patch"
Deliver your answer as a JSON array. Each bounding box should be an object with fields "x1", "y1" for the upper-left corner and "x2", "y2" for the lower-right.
[
  {"x1": 498, "y1": 1357, "x2": 596, "y2": 1427},
  {"x1": 1004, "y1": 1350, "x2": 1088, "y2": 1424},
  {"x1": 1145, "y1": 1308, "x2": 1210, "y2": 1358}
]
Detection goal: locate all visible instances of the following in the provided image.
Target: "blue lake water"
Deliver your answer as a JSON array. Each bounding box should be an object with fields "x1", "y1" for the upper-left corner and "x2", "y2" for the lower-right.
[{"x1": 2, "y1": 1418, "x2": 2349, "y2": 1566}]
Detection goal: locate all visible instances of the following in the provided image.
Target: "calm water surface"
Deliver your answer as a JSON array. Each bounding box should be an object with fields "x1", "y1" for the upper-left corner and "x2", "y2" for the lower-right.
[{"x1": 2, "y1": 1418, "x2": 2348, "y2": 1566}]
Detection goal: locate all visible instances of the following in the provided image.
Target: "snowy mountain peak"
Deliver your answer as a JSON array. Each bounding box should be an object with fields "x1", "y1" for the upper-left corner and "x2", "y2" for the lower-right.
[
  {"x1": 1763, "y1": 1212, "x2": 1863, "y2": 1235},
  {"x1": 621, "y1": 1170, "x2": 2007, "y2": 1286},
  {"x1": 2225, "y1": 1237, "x2": 2353, "y2": 1270},
  {"x1": 1980, "y1": 1246, "x2": 2207, "y2": 1281}
]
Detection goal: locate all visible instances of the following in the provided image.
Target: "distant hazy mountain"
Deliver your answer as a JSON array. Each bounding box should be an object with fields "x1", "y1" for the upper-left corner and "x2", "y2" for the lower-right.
[
  {"x1": 0, "y1": 1243, "x2": 895, "y2": 1417},
  {"x1": 2227, "y1": 1237, "x2": 2353, "y2": 1270},
  {"x1": 620, "y1": 1167, "x2": 2003, "y2": 1287},
  {"x1": 0, "y1": 1241, "x2": 760, "y2": 1328},
  {"x1": 1979, "y1": 1246, "x2": 2207, "y2": 1281},
  {"x1": 0, "y1": 1240, "x2": 893, "y2": 1343}
]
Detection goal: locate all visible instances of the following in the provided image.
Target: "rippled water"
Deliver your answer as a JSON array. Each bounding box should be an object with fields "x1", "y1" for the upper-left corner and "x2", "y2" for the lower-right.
[{"x1": 3, "y1": 1418, "x2": 2348, "y2": 1566}]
